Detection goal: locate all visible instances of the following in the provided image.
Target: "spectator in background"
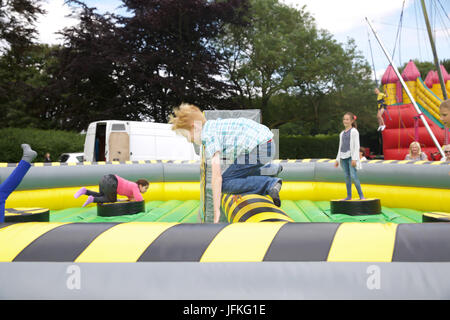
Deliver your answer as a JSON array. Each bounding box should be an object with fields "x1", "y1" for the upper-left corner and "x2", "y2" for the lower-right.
[
  {"x1": 441, "y1": 145, "x2": 450, "y2": 161},
  {"x1": 44, "y1": 152, "x2": 51, "y2": 162},
  {"x1": 359, "y1": 147, "x2": 367, "y2": 161},
  {"x1": 404, "y1": 141, "x2": 428, "y2": 161}
]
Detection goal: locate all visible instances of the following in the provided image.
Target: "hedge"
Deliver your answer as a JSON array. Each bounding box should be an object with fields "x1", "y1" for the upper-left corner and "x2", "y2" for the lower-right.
[
  {"x1": 279, "y1": 134, "x2": 340, "y2": 159},
  {"x1": 0, "y1": 128, "x2": 85, "y2": 163},
  {"x1": 0, "y1": 129, "x2": 341, "y2": 162}
]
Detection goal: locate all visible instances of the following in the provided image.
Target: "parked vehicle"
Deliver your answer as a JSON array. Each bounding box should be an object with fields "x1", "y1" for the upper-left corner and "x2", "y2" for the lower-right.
[
  {"x1": 83, "y1": 120, "x2": 200, "y2": 162},
  {"x1": 59, "y1": 152, "x2": 84, "y2": 163}
]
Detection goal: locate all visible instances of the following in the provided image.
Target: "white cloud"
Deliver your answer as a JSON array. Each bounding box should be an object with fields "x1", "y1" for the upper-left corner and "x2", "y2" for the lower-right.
[
  {"x1": 280, "y1": 0, "x2": 411, "y2": 34},
  {"x1": 36, "y1": 0, "x2": 79, "y2": 45}
]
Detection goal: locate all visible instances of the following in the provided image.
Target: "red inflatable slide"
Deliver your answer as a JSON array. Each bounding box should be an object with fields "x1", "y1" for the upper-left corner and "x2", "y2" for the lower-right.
[
  {"x1": 382, "y1": 104, "x2": 446, "y2": 160},
  {"x1": 381, "y1": 60, "x2": 450, "y2": 160}
]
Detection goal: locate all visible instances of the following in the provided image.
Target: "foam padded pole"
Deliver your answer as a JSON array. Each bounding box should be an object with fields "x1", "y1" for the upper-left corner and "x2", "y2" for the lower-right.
[{"x1": 221, "y1": 193, "x2": 293, "y2": 223}]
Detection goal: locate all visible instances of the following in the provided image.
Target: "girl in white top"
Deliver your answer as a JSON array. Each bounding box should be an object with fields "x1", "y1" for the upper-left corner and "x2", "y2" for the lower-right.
[{"x1": 334, "y1": 112, "x2": 365, "y2": 200}]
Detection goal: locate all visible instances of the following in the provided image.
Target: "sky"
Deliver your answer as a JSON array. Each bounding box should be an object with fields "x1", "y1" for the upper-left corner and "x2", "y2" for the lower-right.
[{"x1": 35, "y1": 0, "x2": 450, "y2": 82}]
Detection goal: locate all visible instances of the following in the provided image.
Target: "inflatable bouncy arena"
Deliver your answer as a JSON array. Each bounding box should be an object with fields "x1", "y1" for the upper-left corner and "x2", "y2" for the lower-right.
[{"x1": 2, "y1": 156, "x2": 450, "y2": 299}]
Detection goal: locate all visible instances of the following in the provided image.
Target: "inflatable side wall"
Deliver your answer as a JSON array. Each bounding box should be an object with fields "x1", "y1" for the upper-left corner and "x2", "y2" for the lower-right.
[{"x1": 2, "y1": 159, "x2": 450, "y2": 213}]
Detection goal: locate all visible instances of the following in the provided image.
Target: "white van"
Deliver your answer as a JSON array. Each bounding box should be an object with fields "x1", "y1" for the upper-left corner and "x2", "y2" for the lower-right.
[{"x1": 83, "y1": 120, "x2": 200, "y2": 162}]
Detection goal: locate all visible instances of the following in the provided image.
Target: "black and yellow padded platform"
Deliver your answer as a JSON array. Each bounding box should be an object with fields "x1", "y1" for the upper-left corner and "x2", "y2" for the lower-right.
[
  {"x1": 221, "y1": 194, "x2": 293, "y2": 223},
  {"x1": 422, "y1": 212, "x2": 450, "y2": 222},
  {"x1": 5, "y1": 208, "x2": 50, "y2": 222},
  {"x1": 97, "y1": 200, "x2": 145, "y2": 217},
  {"x1": 330, "y1": 198, "x2": 381, "y2": 216}
]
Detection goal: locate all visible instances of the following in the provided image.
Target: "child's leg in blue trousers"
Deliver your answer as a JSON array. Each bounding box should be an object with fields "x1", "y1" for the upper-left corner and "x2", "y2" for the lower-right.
[
  {"x1": 340, "y1": 158, "x2": 353, "y2": 199},
  {"x1": 340, "y1": 158, "x2": 364, "y2": 199},
  {"x1": 349, "y1": 164, "x2": 364, "y2": 198},
  {"x1": 221, "y1": 161, "x2": 280, "y2": 195},
  {"x1": 222, "y1": 140, "x2": 280, "y2": 196},
  {"x1": 0, "y1": 160, "x2": 31, "y2": 222}
]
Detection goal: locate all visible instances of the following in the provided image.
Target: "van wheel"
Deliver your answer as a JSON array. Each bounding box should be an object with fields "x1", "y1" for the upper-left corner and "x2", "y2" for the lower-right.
[
  {"x1": 97, "y1": 200, "x2": 145, "y2": 217},
  {"x1": 5, "y1": 208, "x2": 50, "y2": 222},
  {"x1": 330, "y1": 198, "x2": 381, "y2": 216}
]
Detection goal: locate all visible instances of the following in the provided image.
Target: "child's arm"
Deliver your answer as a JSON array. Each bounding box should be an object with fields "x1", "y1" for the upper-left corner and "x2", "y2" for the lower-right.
[
  {"x1": 351, "y1": 129, "x2": 360, "y2": 166},
  {"x1": 335, "y1": 132, "x2": 342, "y2": 167},
  {"x1": 132, "y1": 185, "x2": 144, "y2": 202},
  {"x1": 211, "y1": 152, "x2": 222, "y2": 223}
]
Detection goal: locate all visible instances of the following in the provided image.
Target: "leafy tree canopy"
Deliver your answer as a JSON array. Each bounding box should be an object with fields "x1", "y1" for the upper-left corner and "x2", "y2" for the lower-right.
[{"x1": 217, "y1": 0, "x2": 375, "y2": 135}]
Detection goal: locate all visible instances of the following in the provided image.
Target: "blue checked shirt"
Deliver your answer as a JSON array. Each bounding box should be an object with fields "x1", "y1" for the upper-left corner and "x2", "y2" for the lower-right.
[{"x1": 201, "y1": 118, "x2": 273, "y2": 161}]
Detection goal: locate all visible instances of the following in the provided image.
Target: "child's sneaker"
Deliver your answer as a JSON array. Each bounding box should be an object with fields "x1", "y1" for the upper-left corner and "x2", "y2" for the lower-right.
[
  {"x1": 268, "y1": 180, "x2": 282, "y2": 207},
  {"x1": 74, "y1": 187, "x2": 86, "y2": 199},
  {"x1": 82, "y1": 195, "x2": 94, "y2": 207}
]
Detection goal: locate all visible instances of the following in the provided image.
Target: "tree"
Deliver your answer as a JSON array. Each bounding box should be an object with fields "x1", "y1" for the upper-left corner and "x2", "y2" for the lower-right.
[
  {"x1": 45, "y1": 0, "x2": 249, "y2": 131},
  {"x1": 0, "y1": 0, "x2": 45, "y2": 52},
  {"x1": 45, "y1": 3, "x2": 131, "y2": 131},
  {"x1": 0, "y1": 1, "x2": 50, "y2": 128},
  {"x1": 442, "y1": 59, "x2": 450, "y2": 74},
  {"x1": 217, "y1": 0, "x2": 375, "y2": 134},
  {"x1": 218, "y1": 0, "x2": 311, "y2": 112},
  {"x1": 118, "y1": 0, "x2": 249, "y2": 122},
  {"x1": 0, "y1": 43, "x2": 60, "y2": 128}
]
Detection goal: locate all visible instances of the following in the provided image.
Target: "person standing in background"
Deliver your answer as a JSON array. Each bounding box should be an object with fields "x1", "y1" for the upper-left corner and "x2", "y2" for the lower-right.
[{"x1": 44, "y1": 152, "x2": 51, "y2": 162}]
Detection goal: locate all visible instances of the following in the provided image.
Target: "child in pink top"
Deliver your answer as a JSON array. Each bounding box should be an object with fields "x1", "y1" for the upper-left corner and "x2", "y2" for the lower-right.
[
  {"x1": 115, "y1": 175, "x2": 144, "y2": 201},
  {"x1": 74, "y1": 174, "x2": 149, "y2": 207}
]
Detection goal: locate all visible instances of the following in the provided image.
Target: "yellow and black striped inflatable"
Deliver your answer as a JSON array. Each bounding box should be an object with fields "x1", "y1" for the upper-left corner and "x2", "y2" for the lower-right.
[
  {"x1": 1, "y1": 222, "x2": 450, "y2": 262},
  {"x1": 221, "y1": 194, "x2": 293, "y2": 223}
]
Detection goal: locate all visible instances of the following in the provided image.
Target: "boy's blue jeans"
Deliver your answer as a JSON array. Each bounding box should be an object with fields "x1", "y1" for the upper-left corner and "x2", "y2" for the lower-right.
[
  {"x1": 340, "y1": 157, "x2": 364, "y2": 199},
  {"x1": 0, "y1": 160, "x2": 31, "y2": 222},
  {"x1": 221, "y1": 140, "x2": 281, "y2": 196}
]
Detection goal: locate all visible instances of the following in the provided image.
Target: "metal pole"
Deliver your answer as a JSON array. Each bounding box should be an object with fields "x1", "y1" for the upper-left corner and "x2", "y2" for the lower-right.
[
  {"x1": 420, "y1": 0, "x2": 449, "y2": 146},
  {"x1": 367, "y1": 29, "x2": 378, "y2": 86},
  {"x1": 365, "y1": 17, "x2": 444, "y2": 158},
  {"x1": 420, "y1": 0, "x2": 448, "y2": 100}
]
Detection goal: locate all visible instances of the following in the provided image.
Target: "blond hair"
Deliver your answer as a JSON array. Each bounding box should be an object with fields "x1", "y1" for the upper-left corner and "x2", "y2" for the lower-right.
[
  {"x1": 168, "y1": 103, "x2": 205, "y2": 132},
  {"x1": 440, "y1": 99, "x2": 450, "y2": 111},
  {"x1": 409, "y1": 141, "x2": 422, "y2": 156}
]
